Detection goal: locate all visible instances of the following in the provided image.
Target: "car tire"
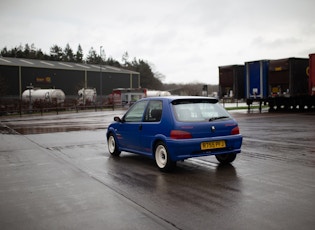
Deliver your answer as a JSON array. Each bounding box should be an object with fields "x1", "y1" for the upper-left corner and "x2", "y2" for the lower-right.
[
  {"x1": 108, "y1": 133, "x2": 121, "y2": 156},
  {"x1": 215, "y1": 153, "x2": 236, "y2": 164},
  {"x1": 155, "y1": 141, "x2": 176, "y2": 172}
]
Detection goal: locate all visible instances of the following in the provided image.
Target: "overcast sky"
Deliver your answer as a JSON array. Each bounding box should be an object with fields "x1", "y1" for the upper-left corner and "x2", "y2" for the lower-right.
[{"x1": 1, "y1": 0, "x2": 315, "y2": 84}]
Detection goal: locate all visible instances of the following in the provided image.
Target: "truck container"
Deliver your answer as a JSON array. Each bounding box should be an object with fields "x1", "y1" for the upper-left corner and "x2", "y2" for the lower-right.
[
  {"x1": 309, "y1": 53, "x2": 315, "y2": 96},
  {"x1": 267, "y1": 57, "x2": 313, "y2": 111},
  {"x1": 218, "y1": 65, "x2": 245, "y2": 100},
  {"x1": 220, "y1": 55, "x2": 315, "y2": 112},
  {"x1": 268, "y1": 58, "x2": 309, "y2": 97},
  {"x1": 245, "y1": 60, "x2": 269, "y2": 99}
]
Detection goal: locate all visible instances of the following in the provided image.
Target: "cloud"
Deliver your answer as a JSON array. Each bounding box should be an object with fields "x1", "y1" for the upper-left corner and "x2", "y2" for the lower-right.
[{"x1": 1, "y1": 0, "x2": 315, "y2": 84}]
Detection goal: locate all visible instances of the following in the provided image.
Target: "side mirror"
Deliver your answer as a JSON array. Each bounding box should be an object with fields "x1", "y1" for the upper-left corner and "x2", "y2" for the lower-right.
[{"x1": 114, "y1": 116, "x2": 122, "y2": 122}]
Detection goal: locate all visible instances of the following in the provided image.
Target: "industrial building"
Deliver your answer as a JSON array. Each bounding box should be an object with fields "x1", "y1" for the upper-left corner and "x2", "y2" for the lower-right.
[{"x1": 0, "y1": 57, "x2": 140, "y2": 97}]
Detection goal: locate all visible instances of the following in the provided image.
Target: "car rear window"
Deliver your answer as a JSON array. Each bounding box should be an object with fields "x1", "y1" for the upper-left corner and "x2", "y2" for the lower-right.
[{"x1": 171, "y1": 99, "x2": 231, "y2": 122}]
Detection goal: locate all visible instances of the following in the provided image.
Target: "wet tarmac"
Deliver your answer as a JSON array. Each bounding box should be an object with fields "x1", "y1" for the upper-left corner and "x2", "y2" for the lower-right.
[
  {"x1": 1, "y1": 110, "x2": 315, "y2": 229},
  {"x1": 0, "y1": 110, "x2": 126, "y2": 134}
]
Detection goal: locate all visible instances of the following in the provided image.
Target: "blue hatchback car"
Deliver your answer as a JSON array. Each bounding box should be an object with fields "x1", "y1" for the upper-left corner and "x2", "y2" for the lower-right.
[{"x1": 107, "y1": 96, "x2": 242, "y2": 172}]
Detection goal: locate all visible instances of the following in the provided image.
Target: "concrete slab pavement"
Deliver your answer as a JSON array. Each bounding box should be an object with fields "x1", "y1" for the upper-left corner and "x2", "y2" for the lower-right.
[{"x1": 0, "y1": 130, "x2": 176, "y2": 230}]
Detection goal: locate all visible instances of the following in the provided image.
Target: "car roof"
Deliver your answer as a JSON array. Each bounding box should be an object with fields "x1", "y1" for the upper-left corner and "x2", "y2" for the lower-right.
[{"x1": 141, "y1": 96, "x2": 219, "y2": 103}]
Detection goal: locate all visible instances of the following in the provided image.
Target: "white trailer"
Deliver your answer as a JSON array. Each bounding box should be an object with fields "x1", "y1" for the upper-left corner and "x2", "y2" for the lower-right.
[
  {"x1": 77, "y1": 88, "x2": 97, "y2": 105},
  {"x1": 146, "y1": 90, "x2": 171, "y2": 97}
]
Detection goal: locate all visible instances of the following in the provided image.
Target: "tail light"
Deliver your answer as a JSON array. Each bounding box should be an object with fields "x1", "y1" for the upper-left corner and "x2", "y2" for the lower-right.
[
  {"x1": 231, "y1": 126, "x2": 240, "y2": 135},
  {"x1": 170, "y1": 130, "x2": 192, "y2": 139}
]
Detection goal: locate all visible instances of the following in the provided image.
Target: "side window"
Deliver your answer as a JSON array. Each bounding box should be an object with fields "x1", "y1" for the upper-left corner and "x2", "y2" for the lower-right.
[
  {"x1": 124, "y1": 100, "x2": 148, "y2": 122},
  {"x1": 144, "y1": 100, "x2": 163, "y2": 122}
]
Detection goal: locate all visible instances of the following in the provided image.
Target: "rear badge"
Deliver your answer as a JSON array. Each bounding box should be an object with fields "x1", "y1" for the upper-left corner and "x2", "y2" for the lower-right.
[{"x1": 211, "y1": 126, "x2": 216, "y2": 132}]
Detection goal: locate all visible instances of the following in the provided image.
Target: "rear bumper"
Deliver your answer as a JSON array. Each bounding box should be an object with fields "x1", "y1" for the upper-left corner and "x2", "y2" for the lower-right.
[{"x1": 165, "y1": 134, "x2": 243, "y2": 161}]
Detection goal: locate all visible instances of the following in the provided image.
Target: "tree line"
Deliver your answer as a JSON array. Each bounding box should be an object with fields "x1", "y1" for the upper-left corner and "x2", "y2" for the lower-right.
[
  {"x1": 0, "y1": 43, "x2": 164, "y2": 90},
  {"x1": 1, "y1": 43, "x2": 218, "y2": 94},
  {"x1": 1, "y1": 43, "x2": 119, "y2": 64}
]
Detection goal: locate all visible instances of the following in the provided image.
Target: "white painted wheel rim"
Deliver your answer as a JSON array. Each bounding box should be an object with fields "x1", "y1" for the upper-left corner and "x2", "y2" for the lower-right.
[
  {"x1": 108, "y1": 135, "x2": 116, "y2": 153},
  {"x1": 156, "y1": 145, "x2": 167, "y2": 168}
]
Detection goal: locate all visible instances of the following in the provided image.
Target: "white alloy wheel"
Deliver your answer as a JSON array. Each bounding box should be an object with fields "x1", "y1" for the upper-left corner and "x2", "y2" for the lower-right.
[
  {"x1": 155, "y1": 142, "x2": 176, "y2": 172},
  {"x1": 108, "y1": 134, "x2": 120, "y2": 156},
  {"x1": 155, "y1": 144, "x2": 168, "y2": 169}
]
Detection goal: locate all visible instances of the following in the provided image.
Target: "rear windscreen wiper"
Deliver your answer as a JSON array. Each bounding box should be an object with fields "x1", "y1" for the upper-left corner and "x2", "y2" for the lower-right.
[{"x1": 209, "y1": 116, "x2": 229, "y2": 121}]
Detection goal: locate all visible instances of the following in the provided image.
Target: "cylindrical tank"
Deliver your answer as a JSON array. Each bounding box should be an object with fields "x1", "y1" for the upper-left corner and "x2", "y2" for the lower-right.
[{"x1": 22, "y1": 89, "x2": 65, "y2": 104}]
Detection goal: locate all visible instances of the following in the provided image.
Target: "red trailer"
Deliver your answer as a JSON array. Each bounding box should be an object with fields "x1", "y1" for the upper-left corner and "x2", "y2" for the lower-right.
[{"x1": 108, "y1": 88, "x2": 147, "y2": 107}]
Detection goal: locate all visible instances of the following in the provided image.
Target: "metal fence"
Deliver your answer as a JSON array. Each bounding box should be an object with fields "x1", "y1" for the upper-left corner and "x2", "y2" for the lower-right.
[{"x1": 0, "y1": 96, "x2": 124, "y2": 116}]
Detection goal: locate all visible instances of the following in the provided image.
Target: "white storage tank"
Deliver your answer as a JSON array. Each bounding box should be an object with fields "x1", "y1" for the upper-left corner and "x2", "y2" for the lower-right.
[{"x1": 22, "y1": 88, "x2": 65, "y2": 104}]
